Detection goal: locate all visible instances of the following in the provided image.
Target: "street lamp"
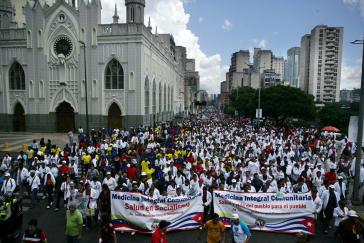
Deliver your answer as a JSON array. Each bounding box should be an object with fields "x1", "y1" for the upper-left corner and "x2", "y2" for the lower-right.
[
  {"x1": 79, "y1": 40, "x2": 89, "y2": 137},
  {"x1": 350, "y1": 38, "x2": 364, "y2": 204}
]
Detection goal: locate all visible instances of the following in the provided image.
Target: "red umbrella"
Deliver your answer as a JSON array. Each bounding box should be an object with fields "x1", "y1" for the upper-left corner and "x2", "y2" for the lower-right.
[{"x1": 321, "y1": 126, "x2": 340, "y2": 133}]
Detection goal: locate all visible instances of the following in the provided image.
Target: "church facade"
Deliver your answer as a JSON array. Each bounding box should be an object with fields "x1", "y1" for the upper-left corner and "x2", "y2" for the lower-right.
[{"x1": 0, "y1": 0, "x2": 189, "y2": 132}]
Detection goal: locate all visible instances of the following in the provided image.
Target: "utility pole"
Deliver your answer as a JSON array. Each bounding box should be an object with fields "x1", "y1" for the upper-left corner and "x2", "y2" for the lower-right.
[
  {"x1": 79, "y1": 41, "x2": 89, "y2": 137},
  {"x1": 351, "y1": 38, "x2": 364, "y2": 204}
]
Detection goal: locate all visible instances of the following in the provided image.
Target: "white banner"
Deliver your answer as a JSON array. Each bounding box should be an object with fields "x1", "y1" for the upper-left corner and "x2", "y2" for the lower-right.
[
  {"x1": 111, "y1": 191, "x2": 204, "y2": 232},
  {"x1": 213, "y1": 191, "x2": 316, "y2": 235}
]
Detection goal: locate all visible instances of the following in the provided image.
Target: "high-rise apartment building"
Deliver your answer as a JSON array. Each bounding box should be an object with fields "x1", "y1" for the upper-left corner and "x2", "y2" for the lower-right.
[
  {"x1": 299, "y1": 35, "x2": 311, "y2": 93},
  {"x1": 300, "y1": 25, "x2": 343, "y2": 103},
  {"x1": 287, "y1": 47, "x2": 300, "y2": 88},
  {"x1": 272, "y1": 57, "x2": 285, "y2": 81}
]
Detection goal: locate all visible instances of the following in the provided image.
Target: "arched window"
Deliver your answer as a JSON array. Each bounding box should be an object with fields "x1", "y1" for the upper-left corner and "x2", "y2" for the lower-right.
[
  {"x1": 29, "y1": 80, "x2": 34, "y2": 98},
  {"x1": 39, "y1": 80, "x2": 45, "y2": 98},
  {"x1": 27, "y1": 30, "x2": 32, "y2": 48},
  {"x1": 92, "y1": 27, "x2": 97, "y2": 46},
  {"x1": 152, "y1": 80, "x2": 156, "y2": 114},
  {"x1": 145, "y1": 77, "x2": 149, "y2": 115},
  {"x1": 9, "y1": 62, "x2": 25, "y2": 90},
  {"x1": 92, "y1": 80, "x2": 97, "y2": 98},
  {"x1": 159, "y1": 83, "x2": 162, "y2": 113},
  {"x1": 81, "y1": 80, "x2": 85, "y2": 97},
  {"x1": 37, "y1": 30, "x2": 43, "y2": 48},
  {"x1": 164, "y1": 84, "x2": 166, "y2": 112},
  {"x1": 129, "y1": 72, "x2": 134, "y2": 90},
  {"x1": 105, "y1": 59, "x2": 124, "y2": 89}
]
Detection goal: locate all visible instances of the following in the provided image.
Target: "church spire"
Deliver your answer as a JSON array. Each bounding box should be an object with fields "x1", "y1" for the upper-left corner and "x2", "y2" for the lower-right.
[
  {"x1": 113, "y1": 3, "x2": 119, "y2": 24},
  {"x1": 147, "y1": 17, "x2": 152, "y2": 32}
]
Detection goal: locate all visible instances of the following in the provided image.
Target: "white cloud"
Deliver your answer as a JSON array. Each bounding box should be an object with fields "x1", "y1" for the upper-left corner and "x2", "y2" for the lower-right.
[
  {"x1": 198, "y1": 17, "x2": 204, "y2": 23},
  {"x1": 341, "y1": 60, "x2": 362, "y2": 89},
  {"x1": 253, "y1": 39, "x2": 268, "y2": 49},
  {"x1": 221, "y1": 19, "x2": 232, "y2": 30},
  {"x1": 101, "y1": 0, "x2": 225, "y2": 94},
  {"x1": 342, "y1": 0, "x2": 364, "y2": 20}
]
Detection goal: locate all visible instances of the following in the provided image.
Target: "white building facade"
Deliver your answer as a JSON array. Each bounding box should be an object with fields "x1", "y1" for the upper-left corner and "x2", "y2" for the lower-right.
[{"x1": 0, "y1": 0, "x2": 186, "y2": 132}]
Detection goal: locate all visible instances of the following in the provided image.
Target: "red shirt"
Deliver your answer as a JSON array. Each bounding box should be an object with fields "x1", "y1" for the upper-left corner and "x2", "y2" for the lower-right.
[
  {"x1": 23, "y1": 229, "x2": 47, "y2": 243},
  {"x1": 151, "y1": 228, "x2": 167, "y2": 243},
  {"x1": 127, "y1": 167, "x2": 138, "y2": 180},
  {"x1": 59, "y1": 165, "x2": 70, "y2": 174},
  {"x1": 325, "y1": 171, "x2": 337, "y2": 184}
]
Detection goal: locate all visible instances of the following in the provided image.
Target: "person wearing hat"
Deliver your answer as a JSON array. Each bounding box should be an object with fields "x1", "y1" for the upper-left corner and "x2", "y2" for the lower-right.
[
  {"x1": 228, "y1": 179, "x2": 240, "y2": 192},
  {"x1": 27, "y1": 170, "x2": 41, "y2": 208},
  {"x1": 230, "y1": 213, "x2": 251, "y2": 243},
  {"x1": 336, "y1": 210, "x2": 364, "y2": 243},
  {"x1": 334, "y1": 176, "x2": 346, "y2": 201},
  {"x1": 102, "y1": 172, "x2": 117, "y2": 191},
  {"x1": 22, "y1": 219, "x2": 48, "y2": 243},
  {"x1": 151, "y1": 220, "x2": 170, "y2": 243},
  {"x1": 321, "y1": 184, "x2": 339, "y2": 233},
  {"x1": 1, "y1": 172, "x2": 16, "y2": 196}
]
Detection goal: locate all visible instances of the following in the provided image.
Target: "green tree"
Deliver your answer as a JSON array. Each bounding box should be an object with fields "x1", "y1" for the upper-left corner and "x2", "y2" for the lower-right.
[
  {"x1": 229, "y1": 87, "x2": 256, "y2": 117},
  {"x1": 318, "y1": 102, "x2": 359, "y2": 135},
  {"x1": 260, "y1": 86, "x2": 316, "y2": 126}
]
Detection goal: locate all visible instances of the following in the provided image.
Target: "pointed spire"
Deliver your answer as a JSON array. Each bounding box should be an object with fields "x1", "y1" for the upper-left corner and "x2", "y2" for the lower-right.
[
  {"x1": 155, "y1": 26, "x2": 158, "y2": 35},
  {"x1": 147, "y1": 16, "x2": 152, "y2": 31},
  {"x1": 113, "y1": 3, "x2": 119, "y2": 24}
]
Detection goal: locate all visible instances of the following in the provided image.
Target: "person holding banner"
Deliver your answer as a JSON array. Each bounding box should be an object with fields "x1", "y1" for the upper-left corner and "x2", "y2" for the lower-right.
[{"x1": 230, "y1": 214, "x2": 251, "y2": 243}]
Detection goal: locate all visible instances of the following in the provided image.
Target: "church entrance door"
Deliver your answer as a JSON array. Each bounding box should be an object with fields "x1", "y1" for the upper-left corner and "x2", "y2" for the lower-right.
[
  {"x1": 56, "y1": 102, "x2": 75, "y2": 132},
  {"x1": 108, "y1": 103, "x2": 122, "y2": 129},
  {"x1": 13, "y1": 103, "x2": 26, "y2": 132}
]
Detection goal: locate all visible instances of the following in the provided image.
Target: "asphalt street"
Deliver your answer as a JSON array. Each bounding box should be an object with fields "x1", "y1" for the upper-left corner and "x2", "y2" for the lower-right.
[{"x1": 15, "y1": 199, "x2": 338, "y2": 243}]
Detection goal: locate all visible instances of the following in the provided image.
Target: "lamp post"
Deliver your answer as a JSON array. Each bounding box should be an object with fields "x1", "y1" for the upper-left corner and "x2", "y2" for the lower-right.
[
  {"x1": 351, "y1": 38, "x2": 364, "y2": 204},
  {"x1": 79, "y1": 40, "x2": 89, "y2": 137}
]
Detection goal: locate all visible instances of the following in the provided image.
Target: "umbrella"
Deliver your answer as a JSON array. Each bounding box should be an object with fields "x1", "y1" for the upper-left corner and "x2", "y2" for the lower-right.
[{"x1": 321, "y1": 126, "x2": 340, "y2": 133}]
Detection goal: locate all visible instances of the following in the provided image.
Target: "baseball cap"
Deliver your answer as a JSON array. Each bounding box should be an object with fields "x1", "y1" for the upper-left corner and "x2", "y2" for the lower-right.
[
  {"x1": 5, "y1": 172, "x2": 10, "y2": 177},
  {"x1": 106, "y1": 171, "x2": 111, "y2": 175},
  {"x1": 232, "y1": 179, "x2": 237, "y2": 183},
  {"x1": 232, "y1": 214, "x2": 239, "y2": 219},
  {"x1": 141, "y1": 172, "x2": 147, "y2": 176},
  {"x1": 329, "y1": 185, "x2": 335, "y2": 189}
]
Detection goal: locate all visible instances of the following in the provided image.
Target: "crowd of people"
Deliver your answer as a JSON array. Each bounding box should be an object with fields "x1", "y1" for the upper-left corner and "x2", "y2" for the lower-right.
[{"x1": 1, "y1": 108, "x2": 364, "y2": 242}]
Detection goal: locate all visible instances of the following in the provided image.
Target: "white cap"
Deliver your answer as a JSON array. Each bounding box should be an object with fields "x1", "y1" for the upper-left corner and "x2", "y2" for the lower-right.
[
  {"x1": 106, "y1": 171, "x2": 111, "y2": 175},
  {"x1": 141, "y1": 172, "x2": 147, "y2": 176},
  {"x1": 232, "y1": 179, "x2": 237, "y2": 183},
  {"x1": 5, "y1": 172, "x2": 10, "y2": 177},
  {"x1": 338, "y1": 176, "x2": 343, "y2": 179},
  {"x1": 62, "y1": 160, "x2": 67, "y2": 164},
  {"x1": 329, "y1": 185, "x2": 335, "y2": 189},
  {"x1": 232, "y1": 213, "x2": 239, "y2": 219},
  {"x1": 348, "y1": 210, "x2": 358, "y2": 217},
  {"x1": 127, "y1": 164, "x2": 131, "y2": 167}
]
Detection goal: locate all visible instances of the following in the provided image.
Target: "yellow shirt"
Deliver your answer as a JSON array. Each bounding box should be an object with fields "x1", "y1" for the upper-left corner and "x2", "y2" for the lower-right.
[
  {"x1": 141, "y1": 160, "x2": 150, "y2": 173},
  {"x1": 145, "y1": 167, "x2": 155, "y2": 179},
  {"x1": 82, "y1": 154, "x2": 91, "y2": 165},
  {"x1": 205, "y1": 220, "x2": 225, "y2": 243}
]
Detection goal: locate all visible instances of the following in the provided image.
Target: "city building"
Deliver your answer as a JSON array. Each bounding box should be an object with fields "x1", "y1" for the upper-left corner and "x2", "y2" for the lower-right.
[
  {"x1": 253, "y1": 48, "x2": 272, "y2": 74},
  {"x1": 340, "y1": 89, "x2": 361, "y2": 103},
  {"x1": 272, "y1": 56, "x2": 285, "y2": 81},
  {"x1": 220, "y1": 81, "x2": 229, "y2": 110},
  {"x1": 226, "y1": 50, "x2": 250, "y2": 92},
  {"x1": 299, "y1": 34, "x2": 311, "y2": 93},
  {"x1": 299, "y1": 25, "x2": 343, "y2": 103},
  {"x1": 0, "y1": 0, "x2": 191, "y2": 132},
  {"x1": 261, "y1": 69, "x2": 281, "y2": 88},
  {"x1": 286, "y1": 47, "x2": 300, "y2": 88}
]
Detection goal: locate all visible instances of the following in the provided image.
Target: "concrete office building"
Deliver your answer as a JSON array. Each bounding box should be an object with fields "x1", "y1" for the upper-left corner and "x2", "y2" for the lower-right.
[
  {"x1": 299, "y1": 35, "x2": 311, "y2": 93},
  {"x1": 227, "y1": 50, "x2": 250, "y2": 92},
  {"x1": 0, "y1": 0, "x2": 191, "y2": 132},
  {"x1": 286, "y1": 47, "x2": 300, "y2": 88},
  {"x1": 272, "y1": 56, "x2": 285, "y2": 81}
]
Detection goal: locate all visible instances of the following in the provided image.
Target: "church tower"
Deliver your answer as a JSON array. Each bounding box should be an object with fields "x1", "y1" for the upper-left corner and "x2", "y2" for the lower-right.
[{"x1": 125, "y1": 0, "x2": 145, "y2": 24}]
